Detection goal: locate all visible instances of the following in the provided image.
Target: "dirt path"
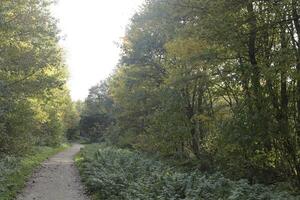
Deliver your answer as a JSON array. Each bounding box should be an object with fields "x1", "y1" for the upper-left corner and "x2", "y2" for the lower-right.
[{"x1": 16, "y1": 144, "x2": 89, "y2": 200}]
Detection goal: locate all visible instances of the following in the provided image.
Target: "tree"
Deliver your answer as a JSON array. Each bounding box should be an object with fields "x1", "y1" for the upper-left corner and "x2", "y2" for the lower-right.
[
  {"x1": 100, "y1": 0, "x2": 300, "y2": 186},
  {"x1": 0, "y1": 0, "x2": 74, "y2": 154},
  {"x1": 79, "y1": 81, "x2": 114, "y2": 142}
]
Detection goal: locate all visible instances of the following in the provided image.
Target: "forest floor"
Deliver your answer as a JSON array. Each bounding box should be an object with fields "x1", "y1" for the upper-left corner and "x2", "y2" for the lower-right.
[{"x1": 16, "y1": 144, "x2": 89, "y2": 200}]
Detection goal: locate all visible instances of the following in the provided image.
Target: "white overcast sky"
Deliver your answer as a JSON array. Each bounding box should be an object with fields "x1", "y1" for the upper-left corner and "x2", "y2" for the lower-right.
[{"x1": 52, "y1": 0, "x2": 144, "y2": 100}]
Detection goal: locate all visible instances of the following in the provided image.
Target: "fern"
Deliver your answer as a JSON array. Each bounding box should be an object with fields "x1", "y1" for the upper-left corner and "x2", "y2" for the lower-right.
[{"x1": 77, "y1": 145, "x2": 299, "y2": 200}]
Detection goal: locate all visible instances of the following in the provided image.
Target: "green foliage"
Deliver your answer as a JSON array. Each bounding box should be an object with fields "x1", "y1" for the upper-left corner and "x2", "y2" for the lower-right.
[
  {"x1": 0, "y1": 0, "x2": 76, "y2": 153},
  {"x1": 65, "y1": 100, "x2": 82, "y2": 141},
  {"x1": 77, "y1": 0, "x2": 300, "y2": 188},
  {"x1": 79, "y1": 81, "x2": 114, "y2": 142},
  {"x1": 0, "y1": 145, "x2": 68, "y2": 200},
  {"x1": 77, "y1": 145, "x2": 299, "y2": 200},
  {"x1": 0, "y1": 2, "x2": 77, "y2": 198}
]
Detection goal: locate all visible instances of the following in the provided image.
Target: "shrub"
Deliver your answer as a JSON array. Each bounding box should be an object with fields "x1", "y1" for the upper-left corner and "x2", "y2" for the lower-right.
[{"x1": 77, "y1": 145, "x2": 299, "y2": 200}]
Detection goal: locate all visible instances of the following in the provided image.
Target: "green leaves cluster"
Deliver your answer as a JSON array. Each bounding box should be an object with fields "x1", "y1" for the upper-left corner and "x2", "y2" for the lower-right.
[
  {"x1": 77, "y1": 145, "x2": 299, "y2": 200},
  {"x1": 81, "y1": 0, "x2": 300, "y2": 188},
  {"x1": 78, "y1": 81, "x2": 114, "y2": 142},
  {"x1": 0, "y1": 0, "x2": 78, "y2": 153}
]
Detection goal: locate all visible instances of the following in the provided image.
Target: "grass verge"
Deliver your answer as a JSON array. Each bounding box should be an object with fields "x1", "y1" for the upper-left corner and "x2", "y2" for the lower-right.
[{"x1": 0, "y1": 144, "x2": 69, "y2": 200}]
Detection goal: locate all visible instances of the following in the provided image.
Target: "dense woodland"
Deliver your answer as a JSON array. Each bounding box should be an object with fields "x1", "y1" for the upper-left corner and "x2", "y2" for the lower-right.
[
  {"x1": 0, "y1": 0, "x2": 78, "y2": 154},
  {"x1": 0, "y1": 1, "x2": 81, "y2": 197},
  {"x1": 79, "y1": 0, "x2": 300, "y2": 191},
  {"x1": 1, "y1": 0, "x2": 300, "y2": 199}
]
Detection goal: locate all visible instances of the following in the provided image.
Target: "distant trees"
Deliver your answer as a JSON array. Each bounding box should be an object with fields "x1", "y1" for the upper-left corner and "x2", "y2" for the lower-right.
[
  {"x1": 79, "y1": 81, "x2": 114, "y2": 142},
  {"x1": 0, "y1": 0, "x2": 77, "y2": 154}
]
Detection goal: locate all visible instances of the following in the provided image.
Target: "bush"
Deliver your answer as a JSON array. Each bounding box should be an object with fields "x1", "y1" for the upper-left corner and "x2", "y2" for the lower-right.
[{"x1": 76, "y1": 145, "x2": 299, "y2": 200}]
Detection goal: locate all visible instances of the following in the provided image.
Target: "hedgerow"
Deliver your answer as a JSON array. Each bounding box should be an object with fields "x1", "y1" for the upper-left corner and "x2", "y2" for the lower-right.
[{"x1": 76, "y1": 145, "x2": 299, "y2": 200}]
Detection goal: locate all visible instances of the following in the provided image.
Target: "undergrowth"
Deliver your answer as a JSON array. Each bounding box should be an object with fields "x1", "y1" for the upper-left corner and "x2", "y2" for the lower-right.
[
  {"x1": 76, "y1": 144, "x2": 300, "y2": 200},
  {"x1": 0, "y1": 144, "x2": 68, "y2": 200}
]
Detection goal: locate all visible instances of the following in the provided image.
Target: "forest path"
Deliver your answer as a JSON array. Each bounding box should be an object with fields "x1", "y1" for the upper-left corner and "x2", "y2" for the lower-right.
[{"x1": 16, "y1": 144, "x2": 89, "y2": 200}]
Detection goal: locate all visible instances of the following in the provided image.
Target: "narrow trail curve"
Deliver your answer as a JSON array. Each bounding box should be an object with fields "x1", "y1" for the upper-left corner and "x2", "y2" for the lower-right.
[{"x1": 16, "y1": 144, "x2": 89, "y2": 200}]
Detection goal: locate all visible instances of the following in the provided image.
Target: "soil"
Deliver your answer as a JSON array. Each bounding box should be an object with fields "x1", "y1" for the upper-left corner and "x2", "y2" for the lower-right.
[{"x1": 16, "y1": 144, "x2": 90, "y2": 200}]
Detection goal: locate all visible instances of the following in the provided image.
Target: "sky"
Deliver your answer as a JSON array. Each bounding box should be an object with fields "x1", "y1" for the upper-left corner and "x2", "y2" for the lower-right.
[{"x1": 52, "y1": 0, "x2": 144, "y2": 100}]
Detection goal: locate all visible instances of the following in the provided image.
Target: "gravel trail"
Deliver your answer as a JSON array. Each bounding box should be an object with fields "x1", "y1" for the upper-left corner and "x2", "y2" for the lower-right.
[{"x1": 16, "y1": 144, "x2": 89, "y2": 200}]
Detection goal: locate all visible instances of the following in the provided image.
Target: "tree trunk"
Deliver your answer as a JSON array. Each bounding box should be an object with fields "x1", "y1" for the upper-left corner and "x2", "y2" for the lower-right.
[
  {"x1": 247, "y1": 1, "x2": 262, "y2": 112},
  {"x1": 291, "y1": 0, "x2": 300, "y2": 185}
]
